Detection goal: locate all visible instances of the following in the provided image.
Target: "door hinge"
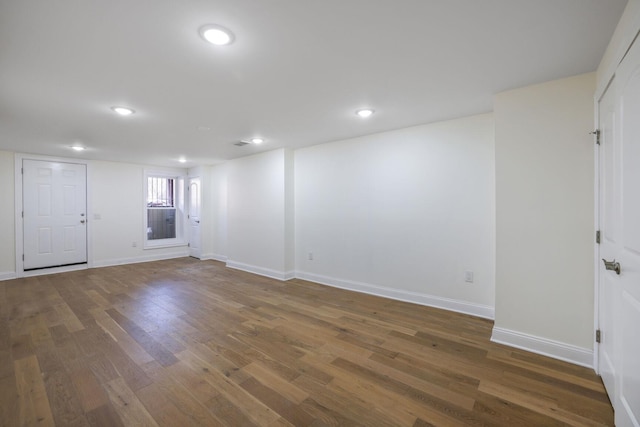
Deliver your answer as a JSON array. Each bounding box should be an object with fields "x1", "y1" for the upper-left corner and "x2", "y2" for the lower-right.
[
  {"x1": 187, "y1": 243, "x2": 190, "y2": 247},
  {"x1": 22, "y1": 254, "x2": 24, "y2": 261},
  {"x1": 590, "y1": 129, "x2": 600, "y2": 145},
  {"x1": 21, "y1": 167, "x2": 23, "y2": 174},
  {"x1": 596, "y1": 329, "x2": 601, "y2": 343},
  {"x1": 596, "y1": 230, "x2": 600, "y2": 244},
  {"x1": 21, "y1": 211, "x2": 24, "y2": 218}
]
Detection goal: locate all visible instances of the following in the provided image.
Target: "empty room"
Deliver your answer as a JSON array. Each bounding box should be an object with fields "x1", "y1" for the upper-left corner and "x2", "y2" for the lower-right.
[{"x1": 1, "y1": 0, "x2": 639, "y2": 426}]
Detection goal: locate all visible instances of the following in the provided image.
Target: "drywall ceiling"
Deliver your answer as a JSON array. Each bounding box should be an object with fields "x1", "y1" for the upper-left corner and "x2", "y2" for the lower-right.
[{"x1": 0, "y1": 0, "x2": 628, "y2": 167}]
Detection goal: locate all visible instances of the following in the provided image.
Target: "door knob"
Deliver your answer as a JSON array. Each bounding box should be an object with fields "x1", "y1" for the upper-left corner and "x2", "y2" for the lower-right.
[{"x1": 602, "y1": 259, "x2": 621, "y2": 275}]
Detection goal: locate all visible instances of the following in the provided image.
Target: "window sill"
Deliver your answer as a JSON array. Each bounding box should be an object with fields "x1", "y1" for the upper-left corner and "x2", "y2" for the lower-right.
[{"x1": 143, "y1": 241, "x2": 188, "y2": 250}]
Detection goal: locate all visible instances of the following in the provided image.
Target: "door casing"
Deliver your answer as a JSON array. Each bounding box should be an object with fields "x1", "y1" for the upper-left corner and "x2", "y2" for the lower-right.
[{"x1": 14, "y1": 153, "x2": 93, "y2": 277}]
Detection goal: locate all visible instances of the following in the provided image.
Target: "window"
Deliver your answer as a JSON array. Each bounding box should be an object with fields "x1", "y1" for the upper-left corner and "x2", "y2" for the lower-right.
[
  {"x1": 144, "y1": 171, "x2": 185, "y2": 248},
  {"x1": 147, "y1": 176, "x2": 176, "y2": 240}
]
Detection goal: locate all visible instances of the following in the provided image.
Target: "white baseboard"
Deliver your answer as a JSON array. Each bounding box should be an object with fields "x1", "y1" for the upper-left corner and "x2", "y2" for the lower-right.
[
  {"x1": 200, "y1": 253, "x2": 227, "y2": 262},
  {"x1": 491, "y1": 327, "x2": 593, "y2": 368},
  {"x1": 92, "y1": 250, "x2": 189, "y2": 268},
  {"x1": 295, "y1": 271, "x2": 494, "y2": 320},
  {"x1": 225, "y1": 260, "x2": 294, "y2": 281},
  {"x1": 0, "y1": 271, "x2": 17, "y2": 281}
]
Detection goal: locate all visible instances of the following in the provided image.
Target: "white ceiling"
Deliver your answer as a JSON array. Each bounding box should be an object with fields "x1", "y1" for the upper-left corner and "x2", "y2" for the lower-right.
[{"x1": 0, "y1": 0, "x2": 628, "y2": 167}]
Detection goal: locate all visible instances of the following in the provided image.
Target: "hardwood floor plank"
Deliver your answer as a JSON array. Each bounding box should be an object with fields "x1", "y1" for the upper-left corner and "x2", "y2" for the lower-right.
[
  {"x1": 240, "y1": 377, "x2": 315, "y2": 426},
  {"x1": 0, "y1": 374, "x2": 19, "y2": 427},
  {"x1": 177, "y1": 349, "x2": 281, "y2": 426},
  {"x1": 53, "y1": 302, "x2": 86, "y2": 333},
  {"x1": 242, "y1": 361, "x2": 310, "y2": 404},
  {"x1": 85, "y1": 403, "x2": 125, "y2": 427},
  {"x1": 70, "y1": 367, "x2": 110, "y2": 412},
  {"x1": 478, "y1": 380, "x2": 609, "y2": 426},
  {"x1": 0, "y1": 258, "x2": 613, "y2": 426},
  {"x1": 105, "y1": 308, "x2": 178, "y2": 367},
  {"x1": 135, "y1": 374, "x2": 222, "y2": 426},
  {"x1": 14, "y1": 354, "x2": 55, "y2": 427},
  {"x1": 89, "y1": 308, "x2": 155, "y2": 366},
  {"x1": 103, "y1": 377, "x2": 158, "y2": 427},
  {"x1": 11, "y1": 333, "x2": 35, "y2": 361}
]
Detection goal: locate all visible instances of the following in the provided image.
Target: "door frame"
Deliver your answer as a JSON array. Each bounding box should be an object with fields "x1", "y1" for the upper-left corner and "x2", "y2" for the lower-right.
[
  {"x1": 592, "y1": 76, "x2": 615, "y2": 373},
  {"x1": 593, "y1": 93, "x2": 602, "y2": 373},
  {"x1": 188, "y1": 175, "x2": 202, "y2": 259},
  {"x1": 14, "y1": 153, "x2": 93, "y2": 278}
]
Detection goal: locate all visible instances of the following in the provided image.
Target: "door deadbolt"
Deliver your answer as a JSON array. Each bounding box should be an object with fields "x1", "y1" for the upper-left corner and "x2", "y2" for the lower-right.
[{"x1": 602, "y1": 259, "x2": 621, "y2": 275}]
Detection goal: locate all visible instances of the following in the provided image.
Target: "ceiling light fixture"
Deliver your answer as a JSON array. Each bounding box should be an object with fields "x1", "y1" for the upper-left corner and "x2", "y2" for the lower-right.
[
  {"x1": 111, "y1": 106, "x2": 135, "y2": 116},
  {"x1": 356, "y1": 109, "x2": 375, "y2": 118},
  {"x1": 199, "y1": 24, "x2": 235, "y2": 46},
  {"x1": 178, "y1": 157, "x2": 187, "y2": 163},
  {"x1": 250, "y1": 137, "x2": 264, "y2": 144},
  {"x1": 70, "y1": 145, "x2": 85, "y2": 152}
]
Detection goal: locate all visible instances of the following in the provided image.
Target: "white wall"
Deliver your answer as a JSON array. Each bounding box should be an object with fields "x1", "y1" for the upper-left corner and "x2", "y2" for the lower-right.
[
  {"x1": 295, "y1": 114, "x2": 496, "y2": 318},
  {"x1": 90, "y1": 160, "x2": 189, "y2": 266},
  {"x1": 493, "y1": 73, "x2": 596, "y2": 365},
  {"x1": 0, "y1": 151, "x2": 15, "y2": 279},
  {"x1": 208, "y1": 163, "x2": 228, "y2": 261},
  {"x1": 226, "y1": 148, "x2": 294, "y2": 279}
]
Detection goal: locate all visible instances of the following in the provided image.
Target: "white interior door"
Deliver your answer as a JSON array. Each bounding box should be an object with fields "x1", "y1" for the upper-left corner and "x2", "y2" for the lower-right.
[
  {"x1": 23, "y1": 160, "x2": 87, "y2": 270},
  {"x1": 188, "y1": 177, "x2": 201, "y2": 259},
  {"x1": 597, "y1": 80, "x2": 617, "y2": 402},
  {"x1": 598, "y1": 36, "x2": 640, "y2": 427}
]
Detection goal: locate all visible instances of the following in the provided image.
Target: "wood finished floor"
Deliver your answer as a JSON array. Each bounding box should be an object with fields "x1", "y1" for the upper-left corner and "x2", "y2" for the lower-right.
[{"x1": 0, "y1": 258, "x2": 613, "y2": 426}]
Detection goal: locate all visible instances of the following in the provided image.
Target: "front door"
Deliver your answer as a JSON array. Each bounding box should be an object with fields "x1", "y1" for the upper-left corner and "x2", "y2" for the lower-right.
[
  {"x1": 188, "y1": 177, "x2": 201, "y2": 259},
  {"x1": 22, "y1": 160, "x2": 87, "y2": 270},
  {"x1": 598, "y1": 36, "x2": 640, "y2": 427}
]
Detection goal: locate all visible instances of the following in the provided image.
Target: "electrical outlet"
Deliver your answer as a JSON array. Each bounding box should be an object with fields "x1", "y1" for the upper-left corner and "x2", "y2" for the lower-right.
[
  {"x1": 132, "y1": 242, "x2": 137, "y2": 248},
  {"x1": 464, "y1": 271, "x2": 474, "y2": 283},
  {"x1": 308, "y1": 252, "x2": 313, "y2": 261}
]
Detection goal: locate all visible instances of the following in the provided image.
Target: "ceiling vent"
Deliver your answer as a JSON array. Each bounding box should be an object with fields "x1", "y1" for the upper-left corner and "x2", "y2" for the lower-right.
[{"x1": 234, "y1": 141, "x2": 250, "y2": 147}]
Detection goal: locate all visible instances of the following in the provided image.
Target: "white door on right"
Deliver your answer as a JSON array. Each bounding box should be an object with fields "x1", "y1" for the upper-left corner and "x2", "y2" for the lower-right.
[
  {"x1": 599, "y1": 36, "x2": 640, "y2": 427},
  {"x1": 188, "y1": 177, "x2": 202, "y2": 259}
]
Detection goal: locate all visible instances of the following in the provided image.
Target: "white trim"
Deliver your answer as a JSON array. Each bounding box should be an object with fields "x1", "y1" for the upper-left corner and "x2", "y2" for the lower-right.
[
  {"x1": 295, "y1": 270, "x2": 494, "y2": 320},
  {"x1": 143, "y1": 242, "x2": 188, "y2": 250},
  {"x1": 92, "y1": 250, "x2": 189, "y2": 268},
  {"x1": 596, "y1": 1, "x2": 640, "y2": 99},
  {"x1": 491, "y1": 327, "x2": 594, "y2": 369},
  {"x1": 0, "y1": 272, "x2": 17, "y2": 281},
  {"x1": 225, "y1": 260, "x2": 294, "y2": 281},
  {"x1": 200, "y1": 253, "x2": 227, "y2": 262}
]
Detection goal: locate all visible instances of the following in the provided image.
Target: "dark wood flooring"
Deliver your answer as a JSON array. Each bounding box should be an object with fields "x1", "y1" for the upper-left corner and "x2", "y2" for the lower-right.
[{"x1": 0, "y1": 258, "x2": 613, "y2": 426}]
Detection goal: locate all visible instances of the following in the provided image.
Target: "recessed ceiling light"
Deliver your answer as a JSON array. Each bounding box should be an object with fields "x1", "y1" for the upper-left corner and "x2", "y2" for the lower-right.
[
  {"x1": 250, "y1": 138, "x2": 264, "y2": 144},
  {"x1": 356, "y1": 109, "x2": 374, "y2": 118},
  {"x1": 70, "y1": 145, "x2": 85, "y2": 151},
  {"x1": 178, "y1": 157, "x2": 187, "y2": 163},
  {"x1": 199, "y1": 24, "x2": 235, "y2": 46},
  {"x1": 111, "y1": 106, "x2": 135, "y2": 116},
  {"x1": 197, "y1": 126, "x2": 211, "y2": 131}
]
